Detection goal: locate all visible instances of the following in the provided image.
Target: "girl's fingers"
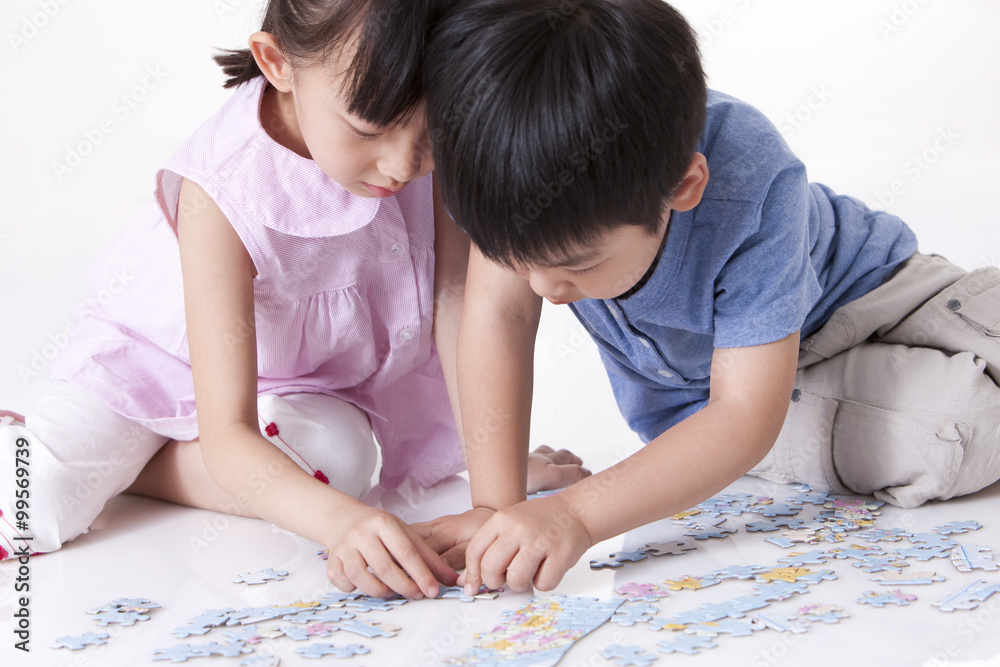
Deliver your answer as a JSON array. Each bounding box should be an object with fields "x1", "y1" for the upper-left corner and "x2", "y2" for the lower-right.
[
  {"x1": 461, "y1": 527, "x2": 500, "y2": 596},
  {"x1": 339, "y1": 548, "x2": 397, "y2": 599}
]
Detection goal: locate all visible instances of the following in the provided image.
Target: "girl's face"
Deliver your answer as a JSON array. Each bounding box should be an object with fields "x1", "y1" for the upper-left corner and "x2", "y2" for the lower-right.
[{"x1": 262, "y1": 56, "x2": 434, "y2": 199}]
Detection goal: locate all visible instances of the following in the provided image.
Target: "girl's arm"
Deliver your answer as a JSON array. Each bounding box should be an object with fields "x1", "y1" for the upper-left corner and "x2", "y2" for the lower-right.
[
  {"x1": 431, "y1": 174, "x2": 470, "y2": 440},
  {"x1": 177, "y1": 178, "x2": 456, "y2": 598}
]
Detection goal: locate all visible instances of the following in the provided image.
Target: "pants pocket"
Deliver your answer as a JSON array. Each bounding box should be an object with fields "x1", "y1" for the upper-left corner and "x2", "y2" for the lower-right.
[
  {"x1": 830, "y1": 399, "x2": 967, "y2": 508},
  {"x1": 750, "y1": 386, "x2": 970, "y2": 509}
]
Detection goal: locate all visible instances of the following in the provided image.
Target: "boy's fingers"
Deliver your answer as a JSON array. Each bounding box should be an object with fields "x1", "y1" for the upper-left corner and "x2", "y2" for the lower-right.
[
  {"x1": 505, "y1": 549, "x2": 547, "y2": 592},
  {"x1": 478, "y1": 538, "x2": 520, "y2": 592},
  {"x1": 373, "y1": 532, "x2": 437, "y2": 599}
]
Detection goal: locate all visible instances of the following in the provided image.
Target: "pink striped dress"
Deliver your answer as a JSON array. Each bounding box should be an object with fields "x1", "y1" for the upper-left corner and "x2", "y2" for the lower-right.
[{"x1": 49, "y1": 78, "x2": 465, "y2": 489}]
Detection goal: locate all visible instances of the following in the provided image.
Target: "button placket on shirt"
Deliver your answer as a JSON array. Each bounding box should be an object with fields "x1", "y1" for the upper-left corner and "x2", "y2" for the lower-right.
[{"x1": 609, "y1": 301, "x2": 681, "y2": 383}]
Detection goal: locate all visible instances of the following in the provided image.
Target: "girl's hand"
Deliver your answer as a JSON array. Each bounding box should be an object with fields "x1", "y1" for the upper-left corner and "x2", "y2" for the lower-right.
[
  {"x1": 458, "y1": 494, "x2": 593, "y2": 595},
  {"x1": 325, "y1": 505, "x2": 459, "y2": 599},
  {"x1": 412, "y1": 507, "x2": 496, "y2": 571}
]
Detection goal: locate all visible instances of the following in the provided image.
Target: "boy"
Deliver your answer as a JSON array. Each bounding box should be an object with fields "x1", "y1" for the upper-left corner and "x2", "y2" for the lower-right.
[{"x1": 417, "y1": 0, "x2": 1000, "y2": 595}]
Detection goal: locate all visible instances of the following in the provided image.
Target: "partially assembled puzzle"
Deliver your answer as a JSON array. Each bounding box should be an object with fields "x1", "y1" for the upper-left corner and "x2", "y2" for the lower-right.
[{"x1": 50, "y1": 486, "x2": 1000, "y2": 664}]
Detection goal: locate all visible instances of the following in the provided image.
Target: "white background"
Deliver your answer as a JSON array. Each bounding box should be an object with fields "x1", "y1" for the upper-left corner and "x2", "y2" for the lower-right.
[{"x1": 1, "y1": 1, "x2": 999, "y2": 666}]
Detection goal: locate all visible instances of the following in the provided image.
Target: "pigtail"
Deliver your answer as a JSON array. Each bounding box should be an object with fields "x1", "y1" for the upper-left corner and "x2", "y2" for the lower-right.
[{"x1": 214, "y1": 48, "x2": 263, "y2": 89}]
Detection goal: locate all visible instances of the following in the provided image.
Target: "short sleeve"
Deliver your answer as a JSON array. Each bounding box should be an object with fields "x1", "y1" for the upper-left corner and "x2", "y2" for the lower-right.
[{"x1": 712, "y1": 160, "x2": 820, "y2": 349}]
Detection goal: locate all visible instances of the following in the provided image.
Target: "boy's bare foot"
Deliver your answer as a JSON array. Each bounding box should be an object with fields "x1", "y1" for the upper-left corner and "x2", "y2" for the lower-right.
[{"x1": 526, "y1": 445, "x2": 591, "y2": 494}]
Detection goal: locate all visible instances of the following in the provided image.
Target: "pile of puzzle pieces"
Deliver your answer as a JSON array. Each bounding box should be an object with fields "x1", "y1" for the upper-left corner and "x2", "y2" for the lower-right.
[
  {"x1": 574, "y1": 486, "x2": 1000, "y2": 659},
  {"x1": 51, "y1": 485, "x2": 1000, "y2": 664}
]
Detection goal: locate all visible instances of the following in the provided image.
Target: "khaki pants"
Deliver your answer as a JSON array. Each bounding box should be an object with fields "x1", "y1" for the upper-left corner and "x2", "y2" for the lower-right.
[{"x1": 750, "y1": 254, "x2": 1000, "y2": 508}]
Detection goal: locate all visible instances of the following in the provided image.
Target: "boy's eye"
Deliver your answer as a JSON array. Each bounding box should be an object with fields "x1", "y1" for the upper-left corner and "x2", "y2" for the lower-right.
[{"x1": 569, "y1": 264, "x2": 600, "y2": 275}]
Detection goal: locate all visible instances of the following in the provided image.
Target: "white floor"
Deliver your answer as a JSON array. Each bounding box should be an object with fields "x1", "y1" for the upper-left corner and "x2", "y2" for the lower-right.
[{"x1": 1, "y1": 1, "x2": 999, "y2": 665}]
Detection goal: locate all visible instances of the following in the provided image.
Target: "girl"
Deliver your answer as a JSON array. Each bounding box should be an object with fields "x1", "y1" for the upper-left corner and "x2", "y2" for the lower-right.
[{"x1": 0, "y1": 0, "x2": 587, "y2": 599}]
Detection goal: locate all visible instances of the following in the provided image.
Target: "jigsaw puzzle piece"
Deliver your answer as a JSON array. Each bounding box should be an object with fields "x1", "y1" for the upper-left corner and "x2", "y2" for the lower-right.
[
  {"x1": 611, "y1": 602, "x2": 658, "y2": 627},
  {"x1": 797, "y1": 604, "x2": 848, "y2": 624},
  {"x1": 600, "y1": 644, "x2": 658, "y2": 667},
  {"x1": 777, "y1": 550, "x2": 831, "y2": 566},
  {"x1": 589, "y1": 549, "x2": 649, "y2": 570},
  {"x1": 933, "y1": 579, "x2": 1000, "y2": 612},
  {"x1": 240, "y1": 655, "x2": 281, "y2": 667},
  {"x1": 642, "y1": 540, "x2": 697, "y2": 557},
  {"x1": 233, "y1": 568, "x2": 289, "y2": 585},
  {"x1": 655, "y1": 635, "x2": 718, "y2": 655},
  {"x1": 934, "y1": 520, "x2": 983, "y2": 536},
  {"x1": 295, "y1": 643, "x2": 370, "y2": 659},
  {"x1": 870, "y1": 570, "x2": 945, "y2": 585},
  {"x1": 338, "y1": 619, "x2": 399, "y2": 639},
  {"x1": 685, "y1": 618, "x2": 759, "y2": 638},
  {"x1": 857, "y1": 589, "x2": 917, "y2": 608},
  {"x1": 751, "y1": 613, "x2": 811, "y2": 634},
  {"x1": 950, "y1": 544, "x2": 999, "y2": 572},
  {"x1": 711, "y1": 564, "x2": 768, "y2": 580},
  {"x1": 615, "y1": 582, "x2": 670, "y2": 601},
  {"x1": 153, "y1": 643, "x2": 213, "y2": 662},
  {"x1": 52, "y1": 632, "x2": 110, "y2": 651},
  {"x1": 894, "y1": 545, "x2": 952, "y2": 561},
  {"x1": 663, "y1": 575, "x2": 721, "y2": 591}
]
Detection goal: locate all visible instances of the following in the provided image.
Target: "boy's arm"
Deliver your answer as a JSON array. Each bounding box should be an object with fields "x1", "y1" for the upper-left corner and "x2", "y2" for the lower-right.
[
  {"x1": 460, "y1": 330, "x2": 801, "y2": 593},
  {"x1": 178, "y1": 178, "x2": 456, "y2": 599},
  {"x1": 416, "y1": 246, "x2": 544, "y2": 560}
]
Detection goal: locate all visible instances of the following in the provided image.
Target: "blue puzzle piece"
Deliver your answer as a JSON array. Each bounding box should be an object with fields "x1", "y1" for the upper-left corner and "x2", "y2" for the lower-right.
[
  {"x1": 91, "y1": 609, "x2": 151, "y2": 627},
  {"x1": 854, "y1": 528, "x2": 912, "y2": 543},
  {"x1": 934, "y1": 520, "x2": 983, "y2": 536},
  {"x1": 656, "y1": 635, "x2": 717, "y2": 655},
  {"x1": 611, "y1": 602, "x2": 658, "y2": 627},
  {"x1": 233, "y1": 568, "x2": 289, "y2": 585},
  {"x1": 712, "y1": 564, "x2": 768, "y2": 580},
  {"x1": 240, "y1": 656, "x2": 280, "y2": 667},
  {"x1": 153, "y1": 644, "x2": 213, "y2": 662},
  {"x1": 343, "y1": 596, "x2": 408, "y2": 613},
  {"x1": 697, "y1": 596, "x2": 770, "y2": 620},
  {"x1": 53, "y1": 632, "x2": 110, "y2": 651},
  {"x1": 778, "y1": 550, "x2": 832, "y2": 566},
  {"x1": 908, "y1": 533, "x2": 958, "y2": 550},
  {"x1": 852, "y1": 555, "x2": 909, "y2": 573},
  {"x1": 684, "y1": 526, "x2": 737, "y2": 540},
  {"x1": 687, "y1": 617, "x2": 759, "y2": 637},
  {"x1": 601, "y1": 644, "x2": 658, "y2": 667},
  {"x1": 857, "y1": 589, "x2": 917, "y2": 608},
  {"x1": 786, "y1": 491, "x2": 832, "y2": 506},
  {"x1": 172, "y1": 609, "x2": 238, "y2": 638},
  {"x1": 798, "y1": 603, "x2": 848, "y2": 624},
  {"x1": 753, "y1": 580, "x2": 810, "y2": 601},
  {"x1": 590, "y1": 549, "x2": 649, "y2": 570},
  {"x1": 283, "y1": 608, "x2": 355, "y2": 624},
  {"x1": 796, "y1": 569, "x2": 838, "y2": 585},
  {"x1": 295, "y1": 643, "x2": 371, "y2": 659},
  {"x1": 752, "y1": 612, "x2": 811, "y2": 633},
  {"x1": 756, "y1": 503, "x2": 802, "y2": 517},
  {"x1": 202, "y1": 641, "x2": 253, "y2": 658},
  {"x1": 764, "y1": 536, "x2": 797, "y2": 548},
  {"x1": 338, "y1": 619, "x2": 398, "y2": 639},
  {"x1": 894, "y1": 545, "x2": 952, "y2": 561}
]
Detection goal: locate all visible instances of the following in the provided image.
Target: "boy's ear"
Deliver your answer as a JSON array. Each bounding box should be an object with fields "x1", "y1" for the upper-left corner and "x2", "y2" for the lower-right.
[
  {"x1": 669, "y1": 153, "x2": 709, "y2": 212},
  {"x1": 248, "y1": 31, "x2": 294, "y2": 93}
]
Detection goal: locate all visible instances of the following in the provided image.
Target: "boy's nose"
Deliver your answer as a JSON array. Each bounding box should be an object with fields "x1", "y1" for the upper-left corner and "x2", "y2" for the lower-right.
[{"x1": 529, "y1": 272, "x2": 571, "y2": 301}]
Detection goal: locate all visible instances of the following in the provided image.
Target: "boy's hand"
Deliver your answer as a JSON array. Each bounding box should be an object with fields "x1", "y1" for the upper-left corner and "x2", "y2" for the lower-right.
[
  {"x1": 324, "y1": 505, "x2": 459, "y2": 599},
  {"x1": 526, "y1": 445, "x2": 592, "y2": 494},
  {"x1": 412, "y1": 507, "x2": 496, "y2": 570},
  {"x1": 459, "y1": 494, "x2": 593, "y2": 594}
]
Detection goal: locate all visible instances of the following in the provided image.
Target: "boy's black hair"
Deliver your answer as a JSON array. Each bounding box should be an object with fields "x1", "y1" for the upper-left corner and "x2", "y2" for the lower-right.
[
  {"x1": 425, "y1": 0, "x2": 707, "y2": 267},
  {"x1": 215, "y1": 0, "x2": 447, "y2": 127}
]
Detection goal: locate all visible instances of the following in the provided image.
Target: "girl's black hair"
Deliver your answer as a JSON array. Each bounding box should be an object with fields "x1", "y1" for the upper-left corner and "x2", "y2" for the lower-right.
[
  {"x1": 425, "y1": 0, "x2": 707, "y2": 267},
  {"x1": 215, "y1": 0, "x2": 447, "y2": 126}
]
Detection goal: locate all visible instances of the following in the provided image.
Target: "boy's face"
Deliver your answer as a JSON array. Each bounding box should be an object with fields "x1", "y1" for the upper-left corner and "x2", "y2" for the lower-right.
[{"x1": 515, "y1": 217, "x2": 669, "y2": 304}]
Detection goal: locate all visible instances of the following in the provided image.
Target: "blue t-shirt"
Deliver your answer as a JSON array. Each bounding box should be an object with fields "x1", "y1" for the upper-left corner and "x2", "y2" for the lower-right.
[{"x1": 569, "y1": 90, "x2": 918, "y2": 443}]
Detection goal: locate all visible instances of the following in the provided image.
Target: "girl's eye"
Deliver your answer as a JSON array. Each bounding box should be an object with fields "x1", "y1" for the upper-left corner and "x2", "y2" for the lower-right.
[{"x1": 351, "y1": 128, "x2": 380, "y2": 141}]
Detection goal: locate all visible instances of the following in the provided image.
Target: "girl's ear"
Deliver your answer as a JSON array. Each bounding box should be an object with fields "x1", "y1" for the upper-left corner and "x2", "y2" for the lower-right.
[
  {"x1": 248, "y1": 31, "x2": 294, "y2": 92},
  {"x1": 669, "y1": 153, "x2": 709, "y2": 212}
]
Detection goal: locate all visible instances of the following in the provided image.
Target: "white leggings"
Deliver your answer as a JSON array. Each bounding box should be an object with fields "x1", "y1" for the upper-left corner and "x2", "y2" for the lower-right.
[{"x1": 0, "y1": 382, "x2": 378, "y2": 560}]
